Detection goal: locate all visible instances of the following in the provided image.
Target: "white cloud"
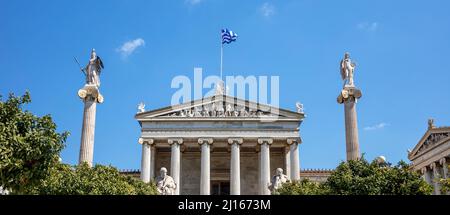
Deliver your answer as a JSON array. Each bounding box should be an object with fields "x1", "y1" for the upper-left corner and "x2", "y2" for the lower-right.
[
  {"x1": 357, "y1": 22, "x2": 378, "y2": 32},
  {"x1": 364, "y1": 122, "x2": 389, "y2": 131},
  {"x1": 260, "y1": 2, "x2": 275, "y2": 17},
  {"x1": 185, "y1": 0, "x2": 202, "y2": 5},
  {"x1": 117, "y1": 38, "x2": 145, "y2": 57}
]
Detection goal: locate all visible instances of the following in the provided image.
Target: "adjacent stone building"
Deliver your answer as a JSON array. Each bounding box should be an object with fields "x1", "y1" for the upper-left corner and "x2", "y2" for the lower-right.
[{"x1": 408, "y1": 119, "x2": 450, "y2": 195}]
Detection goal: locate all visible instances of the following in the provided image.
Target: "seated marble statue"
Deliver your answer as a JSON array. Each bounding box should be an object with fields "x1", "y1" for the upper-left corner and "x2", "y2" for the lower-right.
[
  {"x1": 268, "y1": 168, "x2": 290, "y2": 194},
  {"x1": 155, "y1": 167, "x2": 177, "y2": 195}
]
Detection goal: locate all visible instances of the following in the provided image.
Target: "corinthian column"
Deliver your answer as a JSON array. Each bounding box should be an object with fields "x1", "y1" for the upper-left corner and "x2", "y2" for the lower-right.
[
  {"x1": 198, "y1": 138, "x2": 213, "y2": 195},
  {"x1": 228, "y1": 138, "x2": 243, "y2": 195},
  {"x1": 287, "y1": 138, "x2": 301, "y2": 181},
  {"x1": 258, "y1": 138, "x2": 273, "y2": 195},
  {"x1": 139, "y1": 138, "x2": 154, "y2": 183},
  {"x1": 168, "y1": 138, "x2": 183, "y2": 195}
]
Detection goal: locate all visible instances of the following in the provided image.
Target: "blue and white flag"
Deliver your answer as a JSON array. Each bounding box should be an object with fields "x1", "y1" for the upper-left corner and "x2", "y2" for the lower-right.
[{"x1": 221, "y1": 29, "x2": 237, "y2": 44}]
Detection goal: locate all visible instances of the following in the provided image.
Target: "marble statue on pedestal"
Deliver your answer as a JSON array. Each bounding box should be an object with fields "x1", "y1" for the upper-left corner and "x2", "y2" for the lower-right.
[
  {"x1": 84, "y1": 49, "x2": 104, "y2": 87},
  {"x1": 156, "y1": 167, "x2": 177, "y2": 195},
  {"x1": 268, "y1": 168, "x2": 290, "y2": 194},
  {"x1": 340, "y1": 52, "x2": 356, "y2": 87},
  {"x1": 137, "y1": 102, "x2": 145, "y2": 113},
  {"x1": 295, "y1": 102, "x2": 304, "y2": 113}
]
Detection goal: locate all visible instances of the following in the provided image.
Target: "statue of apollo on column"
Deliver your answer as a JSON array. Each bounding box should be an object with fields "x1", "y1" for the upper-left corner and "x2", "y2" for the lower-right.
[{"x1": 340, "y1": 52, "x2": 356, "y2": 87}]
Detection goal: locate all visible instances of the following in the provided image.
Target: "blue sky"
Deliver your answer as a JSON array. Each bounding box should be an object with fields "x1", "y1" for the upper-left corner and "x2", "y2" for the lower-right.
[{"x1": 1, "y1": 0, "x2": 449, "y2": 170}]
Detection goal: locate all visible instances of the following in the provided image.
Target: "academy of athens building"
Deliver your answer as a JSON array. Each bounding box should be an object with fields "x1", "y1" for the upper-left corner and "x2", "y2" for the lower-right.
[{"x1": 134, "y1": 94, "x2": 307, "y2": 195}]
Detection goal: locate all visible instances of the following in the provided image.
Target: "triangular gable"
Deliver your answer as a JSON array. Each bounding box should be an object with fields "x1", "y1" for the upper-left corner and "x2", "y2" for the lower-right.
[
  {"x1": 135, "y1": 95, "x2": 304, "y2": 120},
  {"x1": 408, "y1": 127, "x2": 450, "y2": 159}
]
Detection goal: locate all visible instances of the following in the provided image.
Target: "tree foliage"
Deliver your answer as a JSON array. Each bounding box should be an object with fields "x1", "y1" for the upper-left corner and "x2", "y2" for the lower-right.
[
  {"x1": 23, "y1": 163, "x2": 158, "y2": 195},
  {"x1": 0, "y1": 92, "x2": 68, "y2": 193},
  {"x1": 439, "y1": 164, "x2": 450, "y2": 194},
  {"x1": 1, "y1": 92, "x2": 157, "y2": 195},
  {"x1": 325, "y1": 158, "x2": 432, "y2": 195},
  {"x1": 276, "y1": 179, "x2": 328, "y2": 195},
  {"x1": 277, "y1": 157, "x2": 432, "y2": 195}
]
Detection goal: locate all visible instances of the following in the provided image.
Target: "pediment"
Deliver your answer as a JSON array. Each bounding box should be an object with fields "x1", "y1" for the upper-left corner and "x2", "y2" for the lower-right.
[
  {"x1": 408, "y1": 127, "x2": 450, "y2": 159},
  {"x1": 135, "y1": 95, "x2": 304, "y2": 121}
]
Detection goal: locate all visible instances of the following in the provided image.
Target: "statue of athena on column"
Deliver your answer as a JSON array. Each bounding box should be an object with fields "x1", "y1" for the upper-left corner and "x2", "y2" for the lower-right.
[{"x1": 84, "y1": 49, "x2": 104, "y2": 88}]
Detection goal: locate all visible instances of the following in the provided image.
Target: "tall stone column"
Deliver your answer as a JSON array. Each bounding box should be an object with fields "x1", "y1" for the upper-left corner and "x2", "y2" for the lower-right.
[
  {"x1": 258, "y1": 138, "x2": 272, "y2": 195},
  {"x1": 139, "y1": 138, "x2": 154, "y2": 183},
  {"x1": 440, "y1": 158, "x2": 448, "y2": 179},
  {"x1": 287, "y1": 138, "x2": 300, "y2": 181},
  {"x1": 421, "y1": 167, "x2": 432, "y2": 185},
  {"x1": 284, "y1": 147, "x2": 291, "y2": 179},
  {"x1": 168, "y1": 138, "x2": 183, "y2": 195},
  {"x1": 198, "y1": 138, "x2": 213, "y2": 195},
  {"x1": 337, "y1": 87, "x2": 362, "y2": 161},
  {"x1": 430, "y1": 163, "x2": 441, "y2": 195},
  {"x1": 150, "y1": 145, "x2": 156, "y2": 180},
  {"x1": 228, "y1": 138, "x2": 243, "y2": 195},
  {"x1": 78, "y1": 85, "x2": 104, "y2": 167},
  {"x1": 337, "y1": 52, "x2": 362, "y2": 161}
]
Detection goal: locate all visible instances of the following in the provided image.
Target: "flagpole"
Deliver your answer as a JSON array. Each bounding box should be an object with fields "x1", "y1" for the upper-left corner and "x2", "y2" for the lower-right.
[{"x1": 220, "y1": 40, "x2": 223, "y2": 81}]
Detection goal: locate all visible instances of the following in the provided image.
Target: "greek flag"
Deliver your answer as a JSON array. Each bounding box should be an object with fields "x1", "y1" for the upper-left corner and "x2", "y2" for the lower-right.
[{"x1": 221, "y1": 29, "x2": 237, "y2": 44}]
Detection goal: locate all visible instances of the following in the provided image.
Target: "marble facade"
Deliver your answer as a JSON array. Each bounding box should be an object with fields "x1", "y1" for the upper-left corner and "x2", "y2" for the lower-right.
[{"x1": 135, "y1": 95, "x2": 304, "y2": 195}]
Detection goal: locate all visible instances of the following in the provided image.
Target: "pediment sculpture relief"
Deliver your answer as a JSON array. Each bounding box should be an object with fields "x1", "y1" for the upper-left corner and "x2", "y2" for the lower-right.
[
  {"x1": 418, "y1": 132, "x2": 450, "y2": 153},
  {"x1": 165, "y1": 102, "x2": 277, "y2": 118}
]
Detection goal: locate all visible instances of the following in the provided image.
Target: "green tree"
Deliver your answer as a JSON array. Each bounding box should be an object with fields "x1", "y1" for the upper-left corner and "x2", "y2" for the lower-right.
[
  {"x1": 439, "y1": 164, "x2": 450, "y2": 194},
  {"x1": 276, "y1": 178, "x2": 329, "y2": 195},
  {"x1": 325, "y1": 158, "x2": 432, "y2": 195},
  {"x1": 277, "y1": 157, "x2": 432, "y2": 195},
  {"x1": 24, "y1": 163, "x2": 157, "y2": 195},
  {"x1": 0, "y1": 92, "x2": 68, "y2": 194},
  {"x1": 1, "y1": 92, "x2": 157, "y2": 195}
]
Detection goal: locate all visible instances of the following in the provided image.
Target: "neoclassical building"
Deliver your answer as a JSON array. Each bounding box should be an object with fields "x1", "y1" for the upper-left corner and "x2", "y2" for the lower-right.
[
  {"x1": 408, "y1": 119, "x2": 450, "y2": 195},
  {"x1": 135, "y1": 94, "x2": 305, "y2": 195}
]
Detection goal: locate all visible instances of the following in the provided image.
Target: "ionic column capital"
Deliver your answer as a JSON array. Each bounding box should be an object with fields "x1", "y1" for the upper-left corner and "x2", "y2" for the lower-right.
[
  {"x1": 258, "y1": 138, "x2": 273, "y2": 145},
  {"x1": 421, "y1": 167, "x2": 428, "y2": 174},
  {"x1": 287, "y1": 138, "x2": 301, "y2": 145},
  {"x1": 138, "y1": 138, "x2": 154, "y2": 145},
  {"x1": 198, "y1": 138, "x2": 213, "y2": 145},
  {"x1": 78, "y1": 85, "x2": 104, "y2": 103},
  {"x1": 228, "y1": 138, "x2": 243, "y2": 145},
  {"x1": 168, "y1": 138, "x2": 183, "y2": 145},
  {"x1": 430, "y1": 162, "x2": 437, "y2": 170}
]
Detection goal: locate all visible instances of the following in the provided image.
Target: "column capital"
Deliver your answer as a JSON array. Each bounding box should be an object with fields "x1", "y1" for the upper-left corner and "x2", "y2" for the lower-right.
[
  {"x1": 78, "y1": 85, "x2": 104, "y2": 103},
  {"x1": 440, "y1": 158, "x2": 447, "y2": 165},
  {"x1": 421, "y1": 167, "x2": 428, "y2": 174},
  {"x1": 430, "y1": 162, "x2": 437, "y2": 170},
  {"x1": 258, "y1": 138, "x2": 273, "y2": 145},
  {"x1": 198, "y1": 138, "x2": 213, "y2": 145},
  {"x1": 287, "y1": 138, "x2": 301, "y2": 145},
  {"x1": 168, "y1": 138, "x2": 183, "y2": 145},
  {"x1": 228, "y1": 138, "x2": 243, "y2": 145},
  {"x1": 138, "y1": 138, "x2": 154, "y2": 145}
]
